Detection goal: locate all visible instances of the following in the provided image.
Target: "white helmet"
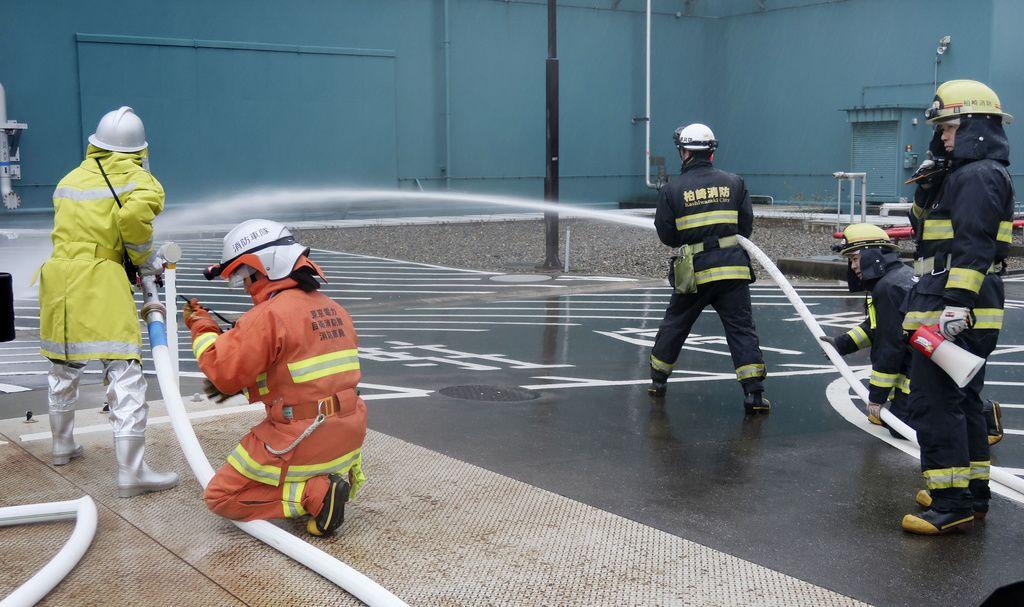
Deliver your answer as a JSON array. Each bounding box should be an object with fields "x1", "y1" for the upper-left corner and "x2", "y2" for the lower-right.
[
  {"x1": 88, "y1": 106, "x2": 148, "y2": 152},
  {"x1": 673, "y1": 123, "x2": 718, "y2": 151},
  {"x1": 204, "y1": 219, "x2": 310, "y2": 283}
]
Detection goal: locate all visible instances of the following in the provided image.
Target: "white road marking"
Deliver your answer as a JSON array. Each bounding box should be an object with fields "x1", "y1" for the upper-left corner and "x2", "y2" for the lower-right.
[
  {"x1": 825, "y1": 374, "x2": 1024, "y2": 505},
  {"x1": 356, "y1": 320, "x2": 579, "y2": 326},
  {"x1": 0, "y1": 383, "x2": 31, "y2": 393},
  {"x1": 521, "y1": 366, "x2": 845, "y2": 391}
]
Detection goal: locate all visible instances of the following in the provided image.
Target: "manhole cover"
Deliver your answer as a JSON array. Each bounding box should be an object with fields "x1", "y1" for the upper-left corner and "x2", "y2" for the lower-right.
[
  {"x1": 438, "y1": 385, "x2": 542, "y2": 402},
  {"x1": 488, "y1": 274, "x2": 553, "y2": 283}
]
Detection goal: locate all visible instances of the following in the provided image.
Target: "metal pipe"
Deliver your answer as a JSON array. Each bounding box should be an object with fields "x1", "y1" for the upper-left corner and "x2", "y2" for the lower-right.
[
  {"x1": 442, "y1": 0, "x2": 452, "y2": 189},
  {"x1": 0, "y1": 497, "x2": 98, "y2": 607},
  {"x1": 541, "y1": 0, "x2": 562, "y2": 269},
  {"x1": 736, "y1": 235, "x2": 1024, "y2": 500},
  {"x1": 563, "y1": 227, "x2": 570, "y2": 273},
  {"x1": 643, "y1": 0, "x2": 655, "y2": 188},
  {"x1": 0, "y1": 82, "x2": 18, "y2": 209},
  {"x1": 860, "y1": 174, "x2": 867, "y2": 222},
  {"x1": 849, "y1": 176, "x2": 855, "y2": 223},
  {"x1": 139, "y1": 271, "x2": 407, "y2": 607}
]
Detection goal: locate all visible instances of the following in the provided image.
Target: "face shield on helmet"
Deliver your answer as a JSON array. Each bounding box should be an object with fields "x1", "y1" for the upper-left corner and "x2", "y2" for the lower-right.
[
  {"x1": 203, "y1": 219, "x2": 311, "y2": 284},
  {"x1": 227, "y1": 265, "x2": 256, "y2": 289}
]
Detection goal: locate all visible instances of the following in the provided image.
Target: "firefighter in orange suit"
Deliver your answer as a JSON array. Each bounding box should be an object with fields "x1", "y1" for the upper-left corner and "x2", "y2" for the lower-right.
[{"x1": 184, "y1": 219, "x2": 366, "y2": 536}]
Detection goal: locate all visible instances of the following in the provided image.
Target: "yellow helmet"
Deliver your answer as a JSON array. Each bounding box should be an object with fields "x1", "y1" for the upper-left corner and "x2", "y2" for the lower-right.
[
  {"x1": 926, "y1": 79, "x2": 1013, "y2": 125},
  {"x1": 836, "y1": 224, "x2": 897, "y2": 256}
]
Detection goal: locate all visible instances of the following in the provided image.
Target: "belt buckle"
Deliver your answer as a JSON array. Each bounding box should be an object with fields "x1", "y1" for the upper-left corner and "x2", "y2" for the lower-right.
[{"x1": 316, "y1": 395, "x2": 338, "y2": 417}]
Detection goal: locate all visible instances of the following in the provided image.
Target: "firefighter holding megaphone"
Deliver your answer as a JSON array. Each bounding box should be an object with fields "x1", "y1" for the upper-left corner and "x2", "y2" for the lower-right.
[{"x1": 899, "y1": 80, "x2": 1015, "y2": 535}]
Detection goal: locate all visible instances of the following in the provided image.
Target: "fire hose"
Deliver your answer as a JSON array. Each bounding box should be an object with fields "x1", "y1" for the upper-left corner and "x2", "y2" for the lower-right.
[
  {"x1": 139, "y1": 248, "x2": 407, "y2": 607},
  {"x1": 737, "y1": 235, "x2": 1024, "y2": 500}
]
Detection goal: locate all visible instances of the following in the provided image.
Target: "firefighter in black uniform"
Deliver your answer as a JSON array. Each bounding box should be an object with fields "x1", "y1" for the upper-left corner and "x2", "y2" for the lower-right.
[
  {"x1": 821, "y1": 224, "x2": 915, "y2": 438},
  {"x1": 649, "y1": 123, "x2": 769, "y2": 414},
  {"x1": 900, "y1": 80, "x2": 1015, "y2": 535}
]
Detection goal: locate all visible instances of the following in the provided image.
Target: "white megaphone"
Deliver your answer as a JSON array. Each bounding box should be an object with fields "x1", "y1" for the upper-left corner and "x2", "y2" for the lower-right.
[{"x1": 909, "y1": 325, "x2": 986, "y2": 388}]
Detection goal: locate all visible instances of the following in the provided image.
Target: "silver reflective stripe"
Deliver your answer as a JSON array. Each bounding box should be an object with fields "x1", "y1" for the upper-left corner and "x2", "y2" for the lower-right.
[
  {"x1": 53, "y1": 183, "x2": 136, "y2": 202},
  {"x1": 40, "y1": 339, "x2": 140, "y2": 358},
  {"x1": 124, "y1": 239, "x2": 153, "y2": 253}
]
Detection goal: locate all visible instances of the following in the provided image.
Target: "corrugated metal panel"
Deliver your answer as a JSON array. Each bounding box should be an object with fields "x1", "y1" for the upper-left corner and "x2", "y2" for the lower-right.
[{"x1": 852, "y1": 121, "x2": 898, "y2": 198}]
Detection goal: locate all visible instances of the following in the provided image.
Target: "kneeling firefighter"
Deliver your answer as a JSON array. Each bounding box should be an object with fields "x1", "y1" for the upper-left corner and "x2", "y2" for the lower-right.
[
  {"x1": 184, "y1": 220, "x2": 367, "y2": 536},
  {"x1": 821, "y1": 225, "x2": 915, "y2": 438},
  {"x1": 900, "y1": 80, "x2": 1014, "y2": 535},
  {"x1": 649, "y1": 123, "x2": 769, "y2": 414}
]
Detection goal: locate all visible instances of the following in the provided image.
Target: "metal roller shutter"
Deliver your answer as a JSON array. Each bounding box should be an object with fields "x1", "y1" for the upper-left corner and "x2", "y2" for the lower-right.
[{"x1": 851, "y1": 121, "x2": 898, "y2": 198}]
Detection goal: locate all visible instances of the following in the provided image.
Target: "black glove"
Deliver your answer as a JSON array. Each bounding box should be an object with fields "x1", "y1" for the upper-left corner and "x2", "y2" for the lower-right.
[
  {"x1": 819, "y1": 335, "x2": 837, "y2": 348},
  {"x1": 203, "y1": 379, "x2": 239, "y2": 404}
]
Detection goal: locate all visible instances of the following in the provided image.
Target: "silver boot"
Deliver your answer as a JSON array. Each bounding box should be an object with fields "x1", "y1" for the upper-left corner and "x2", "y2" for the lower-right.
[
  {"x1": 114, "y1": 436, "x2": 179, "y2": 498},
  {"x1": 49, "y1": 410, "x2": 84, "y2": 465}
]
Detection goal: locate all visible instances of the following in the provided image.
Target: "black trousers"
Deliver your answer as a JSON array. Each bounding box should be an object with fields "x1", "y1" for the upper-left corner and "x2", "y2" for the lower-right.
[
  {"x1": 650, "y1": 279, "x2": 766, "y2": 394},
  {"x1": 908, "y1": 328, "x2": 998, "y2": 512}
]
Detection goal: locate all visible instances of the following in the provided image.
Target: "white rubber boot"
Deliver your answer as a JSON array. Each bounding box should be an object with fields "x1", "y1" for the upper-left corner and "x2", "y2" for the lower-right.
[
  {"x1": 114, "y1": 436, "x2": 179, "y2": 498},
  {"x1": 49, "y1": 410, "x2": 84, "y2": 466}
]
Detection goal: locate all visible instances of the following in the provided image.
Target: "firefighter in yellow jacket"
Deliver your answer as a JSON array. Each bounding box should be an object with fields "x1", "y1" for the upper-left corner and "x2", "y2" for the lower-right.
[{"x1": 39, "y1": 106, "x2": 178, "y2": 497}]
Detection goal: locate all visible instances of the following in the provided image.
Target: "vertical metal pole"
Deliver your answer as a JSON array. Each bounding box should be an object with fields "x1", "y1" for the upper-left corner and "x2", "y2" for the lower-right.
[
  {"x1": 849, "y1": 178, "x2": 855, "y2": 223},
  {"x1": 836, "y1": 179, "x2": 842, "y2": 229},
  {"x1": 541, "y1": 0, "x2": 563, "y2": 269},
  {"x1": 860, "y1": 175, "x2": 867, "y2": 222},
  {"x1": 563, "y1": 227, "x2": 571, "y2": 273}
]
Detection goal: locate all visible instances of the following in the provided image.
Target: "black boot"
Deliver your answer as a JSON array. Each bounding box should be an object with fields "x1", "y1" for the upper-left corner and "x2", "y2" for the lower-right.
[
  {"x1": 916, "y1": 489, "x2": 988, "y2": 520},
  {"x1": 648, "y1": 369, "x2": 669, "y2": 398},
  {"x1": 743, "y1": 391, "x2": 770, "y2": 415},
  {"x1": 307, "y1": 474, "x2": 351, "y2": 537},
  {"x1": 647, "y1": 381, "x2": 667, "y2": 398},
  {"x1": 902, "y1": 508, "x2": 974, "y2": 534},
  {"x1": 984, "y1": 399, "x2": 1003, "y2": 446}
]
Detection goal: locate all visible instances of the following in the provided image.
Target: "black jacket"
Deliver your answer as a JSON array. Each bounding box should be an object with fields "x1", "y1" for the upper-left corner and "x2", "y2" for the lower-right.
[
  {"x1": 654, "y1": 159, "x2": 754, "y2": 285},
  {"x1": 911, "y1": 116, "x2": 1015, "y2": 309},
  {"x1": 835, "y1": 253, "x2": 915, "y2": 403}
]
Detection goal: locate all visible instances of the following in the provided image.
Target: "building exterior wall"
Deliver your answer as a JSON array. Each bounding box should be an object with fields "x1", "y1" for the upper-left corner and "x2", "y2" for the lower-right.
[{"x1": 0, "y1": 0, "x2": 1018, "y2": 213}]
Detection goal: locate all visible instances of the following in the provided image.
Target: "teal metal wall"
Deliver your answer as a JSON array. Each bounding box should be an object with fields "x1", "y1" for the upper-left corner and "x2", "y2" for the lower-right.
[{"x1": 1, "y1": 0, "x2": 1020, "y2": 212}]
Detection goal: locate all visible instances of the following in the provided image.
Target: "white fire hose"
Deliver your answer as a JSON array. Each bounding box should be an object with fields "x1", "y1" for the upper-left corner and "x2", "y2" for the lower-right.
[
  {"x1": 737, "y1": 235, "x2": 1024, "y2": 500},
  {"x1": 139, "y1": 257, "x2": 407, "y2": 606},
  {"x1": 0, "y1": 497, "x2": 98, "y2": 607}
]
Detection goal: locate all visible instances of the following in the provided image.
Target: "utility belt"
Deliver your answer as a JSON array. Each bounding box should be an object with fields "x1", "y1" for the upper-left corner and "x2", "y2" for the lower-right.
[
  {"x1": 281, "y1": 388, "x2": 358, "y2": 421},
  {"x1": 672, "y1": 236, "x2": 738, "y2": 294},
  {"x1": 914, "y1": 253, "x2": 1000, "y2": 276},
  {"x1": 53, "y1": 242, "x2": 124, "y2": 264}
]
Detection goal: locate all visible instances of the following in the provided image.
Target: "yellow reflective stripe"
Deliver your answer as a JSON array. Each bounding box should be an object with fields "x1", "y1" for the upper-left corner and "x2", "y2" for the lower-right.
[
  {"x1": 896, "y1": 374, "x2": 911, "y2": 394},
  {"x1": 973, "y1": 308, "x2": 1004, "y2": 330},
  {"x1": 650, "y1": 355, "x2": 674, "y2": 374},
  {"x1": 997, "y1": 221, "x2": 1013, "y2": 243},
  {"x1": 192, "y1": 332, "x2": 218, "y2": 359},
  {"x1": 970, "y1": 460, "x2": 991, "y2": 481},
  {"x1": 242, "y1": 388, "x2": 250, "y2": 400},
  {"x1": 287, "y1": 349, "x2": 360, "y2": 383},
  {"x1": 903, "y1": 310, "x2": 942, "y2": 331},
  {"x1": 867, "y1": 297, "x2": 877, "y2": 329},
  {"x1": 694, "y1": 265, "x2": 751, "y2": 285},
  {"x1": 921, "y1": 219, "x2": 953, "y2": 240},
  {"x1": 735, "y1": 363, "x2": 766, "y2": 381},
  {"x1": 847, "y1": 326, "x2": 871, "y2": 350},
  {"x1": 946, "y1": 268, "x2": 984, "y2": 293},
  {"x1": 226, "y1": 444, "x2": 281, "y2": 486},
  {"x1": 923, "y1": 467, "x2": 970, "y2": 490},
  {"x1": 257, "y1": 372, "x2": 269, "y2": 396},
  {"x1": 284, "y1": 448, "x2": 362, "y2": 482},
  {"x1": 675, "y1": 209, "x2": 738, "y2": 231},
  {"x1": 911, "y1": 202, "x2": 924, "y2": 219},
  {"x1": 869, "y1": 370, "x2": 899, "y2": 388},
  {"x1": 281, "y1": 481, "x2": 308, "y2": 518}
]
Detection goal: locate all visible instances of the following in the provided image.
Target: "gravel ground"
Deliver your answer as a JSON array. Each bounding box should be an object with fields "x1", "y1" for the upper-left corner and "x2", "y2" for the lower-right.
[{"x1": 295, "y1": 216, "x2": 1023, "y2": 280}]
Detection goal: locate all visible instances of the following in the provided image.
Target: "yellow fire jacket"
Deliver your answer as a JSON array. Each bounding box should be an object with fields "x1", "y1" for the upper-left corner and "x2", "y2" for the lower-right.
[{"x1": 39, "y1": 145, "x2": 164, "y2": 361}]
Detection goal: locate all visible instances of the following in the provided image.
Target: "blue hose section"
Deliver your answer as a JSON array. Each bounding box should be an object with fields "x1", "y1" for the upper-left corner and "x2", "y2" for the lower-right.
[{"x1": 148, "y1": 320, "x2": 168, "y2": 347}]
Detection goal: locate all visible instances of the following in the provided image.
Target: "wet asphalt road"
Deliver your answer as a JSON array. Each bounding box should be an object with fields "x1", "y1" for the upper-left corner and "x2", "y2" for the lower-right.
[{"x1": 3, "y1": 238, "x2": 1023, "y2": 606}]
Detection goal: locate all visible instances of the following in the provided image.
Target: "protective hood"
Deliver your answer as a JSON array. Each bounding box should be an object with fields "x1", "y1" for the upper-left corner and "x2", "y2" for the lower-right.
[
  {"x1": 83, "y1": 144, "x2": 146, "y2": 174},
  {"x1": 845, "y1": 248, "x2": 901, "y2": 292},
  {"x1": 246, "y1": 256, "x2": 327, "y2": 305},
  {"x1": 952, "y1": 115, "x2": 1010, "y2": 165}
]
